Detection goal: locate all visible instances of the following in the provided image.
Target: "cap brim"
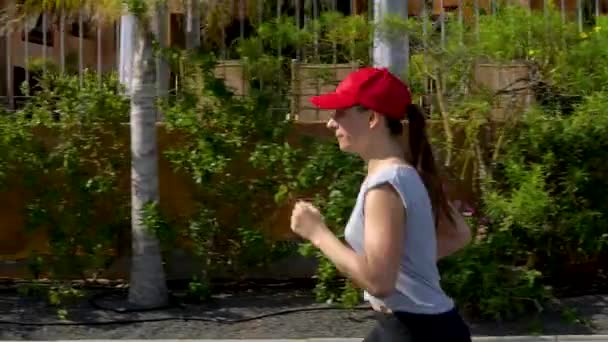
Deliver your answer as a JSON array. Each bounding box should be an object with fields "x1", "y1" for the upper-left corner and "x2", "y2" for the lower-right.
[{"x1": 310, "y1": 92, "x2": 357, "y2": 110}]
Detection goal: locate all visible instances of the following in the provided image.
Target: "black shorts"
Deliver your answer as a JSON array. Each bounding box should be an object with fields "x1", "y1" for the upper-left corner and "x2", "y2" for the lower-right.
[{"x1": 363, "y1": 307, "x2": 472, "y2": 342}]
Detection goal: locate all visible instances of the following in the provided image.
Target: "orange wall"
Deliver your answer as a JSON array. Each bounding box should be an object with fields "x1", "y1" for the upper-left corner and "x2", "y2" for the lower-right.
[{"x1": 0, "y1": 121, "x2": 476, "y2": 264}]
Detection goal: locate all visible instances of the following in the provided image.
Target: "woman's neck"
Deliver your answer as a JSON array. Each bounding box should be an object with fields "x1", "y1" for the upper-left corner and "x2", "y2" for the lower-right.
[{"x1": 364, "y1": 140, "x2": 409, "y2": 176}]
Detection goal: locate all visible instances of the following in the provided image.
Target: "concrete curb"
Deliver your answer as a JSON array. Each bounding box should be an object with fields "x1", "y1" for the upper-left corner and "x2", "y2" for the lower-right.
[{"x1": 4, "y1": 337, "x2": 607, "y2": 342}]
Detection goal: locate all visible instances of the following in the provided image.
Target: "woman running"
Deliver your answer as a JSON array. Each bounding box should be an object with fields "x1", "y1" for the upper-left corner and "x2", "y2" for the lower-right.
[{"x1": 290, "y1": 67, "x2": 472, "y2": 341}]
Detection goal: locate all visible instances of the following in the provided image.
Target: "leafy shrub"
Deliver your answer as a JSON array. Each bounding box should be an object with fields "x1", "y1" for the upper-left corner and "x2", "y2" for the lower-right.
[
  {"x1": 292, "y1": 142, "x2": 365, "y2": 305},
  {"x1": 2, "y1": 71, "x2": 130, "y2": 280},
  {"x1": 161, "y1": 52, "x2": 296, "y2": 279},
  {"x1": 486, "y1": 93, "x2": 608, "y2": 268},
  {"x1": 440, "y1": 92, "x2": 607, "y2": 319}
]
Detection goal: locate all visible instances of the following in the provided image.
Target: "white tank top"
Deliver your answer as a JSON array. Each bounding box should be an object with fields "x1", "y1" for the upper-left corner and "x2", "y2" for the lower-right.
[{"x1": 344, "y1": 164, "x2": 455, "y2": 314}]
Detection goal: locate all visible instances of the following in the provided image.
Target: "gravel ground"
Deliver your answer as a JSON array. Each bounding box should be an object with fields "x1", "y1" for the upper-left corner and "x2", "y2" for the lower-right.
[{"x1": 1, "y1": 283, "x2": 607, "y2": 340}]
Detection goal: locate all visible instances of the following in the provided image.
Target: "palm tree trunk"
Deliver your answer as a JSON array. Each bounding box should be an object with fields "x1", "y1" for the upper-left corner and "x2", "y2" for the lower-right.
[
  {"x1": 153, "y1": 2, "x2": 169, "y2": 120},
  {"x1": 128, "y1": 18, "x2": 168, "y2": 308},
  {"x1": 119, "y1": 14, "x2": 137, "y2": 93},
  {"x1": 185, "y1": 0, "x2": 200, "y2": 49},
  {"x1": 372, "y1": 0, "x2": 409, "y2": 77}
]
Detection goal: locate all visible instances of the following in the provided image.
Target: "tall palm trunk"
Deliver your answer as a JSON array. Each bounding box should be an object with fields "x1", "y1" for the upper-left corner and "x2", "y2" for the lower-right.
[
  {"x1": 128, "y1": 17, "x2": 168, "y2": 308},
  {"x1": 153, "y1": 2, "x2": 169, "y2": 119},
  {"x1": 119, "y1": 14, "x2": 137, "y2": 93},
  {"x1": 372, "y1": 0, "x2": 409, "y2": 78},
  {"x1": 185, "y1": 0, "x2": 200, "y2": 49}
]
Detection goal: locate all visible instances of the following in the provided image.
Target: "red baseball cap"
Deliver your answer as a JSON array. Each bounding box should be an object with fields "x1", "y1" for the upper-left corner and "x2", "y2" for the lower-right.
[{"x1": 309, "y1": 67, "x2": 412, "y2": 120}]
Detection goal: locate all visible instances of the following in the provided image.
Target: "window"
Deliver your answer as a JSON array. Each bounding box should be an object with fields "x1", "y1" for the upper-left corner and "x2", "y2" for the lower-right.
[
  {"x1": 22, "y1": 14, "x2": 53, "y2": 46},
  {"x1": 70, "y1": 19, "x2": 95, "y2": 39},
  {"x1": 170, "y1": 13, "x2": 186, "y2": 49}
]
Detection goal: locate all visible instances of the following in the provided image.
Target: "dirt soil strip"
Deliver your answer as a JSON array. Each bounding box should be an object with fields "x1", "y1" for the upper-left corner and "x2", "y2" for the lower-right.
[{"x1": 1, "y1": 287, "x2": 607, "y2": 340}]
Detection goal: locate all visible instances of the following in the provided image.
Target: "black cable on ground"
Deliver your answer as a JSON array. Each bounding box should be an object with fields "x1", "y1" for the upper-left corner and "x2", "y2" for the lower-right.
[
  {"x1": 0, "y1": 305, "x2": 372, "y2": 326},
  {"x1": 2, "y1": 286, "x2": 372, "y2": 326}
]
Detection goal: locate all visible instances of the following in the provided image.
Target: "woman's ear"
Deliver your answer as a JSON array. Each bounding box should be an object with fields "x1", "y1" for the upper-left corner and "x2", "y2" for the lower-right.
[{"x1": 368, "y1": 111, "x2": 382, "y2": 129}]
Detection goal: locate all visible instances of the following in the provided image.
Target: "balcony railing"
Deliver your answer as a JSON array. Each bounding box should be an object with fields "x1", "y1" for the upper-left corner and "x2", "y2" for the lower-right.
[{"x1": 0, "y1": 0, "x2": 605, "y2": 116}]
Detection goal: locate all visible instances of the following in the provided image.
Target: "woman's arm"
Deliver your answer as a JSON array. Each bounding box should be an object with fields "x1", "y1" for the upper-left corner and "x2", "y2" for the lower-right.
[
  {"x1": 436, "y1": 202, "x2": 472, "y2": 260},
  {"x1": 311, "y1": 184, "x2": 405, "y2": 298}
]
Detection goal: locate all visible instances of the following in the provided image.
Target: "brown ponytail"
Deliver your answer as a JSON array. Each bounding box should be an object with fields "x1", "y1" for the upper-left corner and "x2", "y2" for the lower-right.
[
  {"x1": 369, "y1": 103, "x2": 453, "y2": 226},
  {"x1": 404, "y1": 104, "x2": 453, "y2": 226}
]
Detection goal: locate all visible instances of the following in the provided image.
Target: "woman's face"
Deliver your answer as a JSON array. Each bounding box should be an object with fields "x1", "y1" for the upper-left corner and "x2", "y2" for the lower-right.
[{"x1": 326, "y1": 106, "x2": 374, "y2": 154}]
